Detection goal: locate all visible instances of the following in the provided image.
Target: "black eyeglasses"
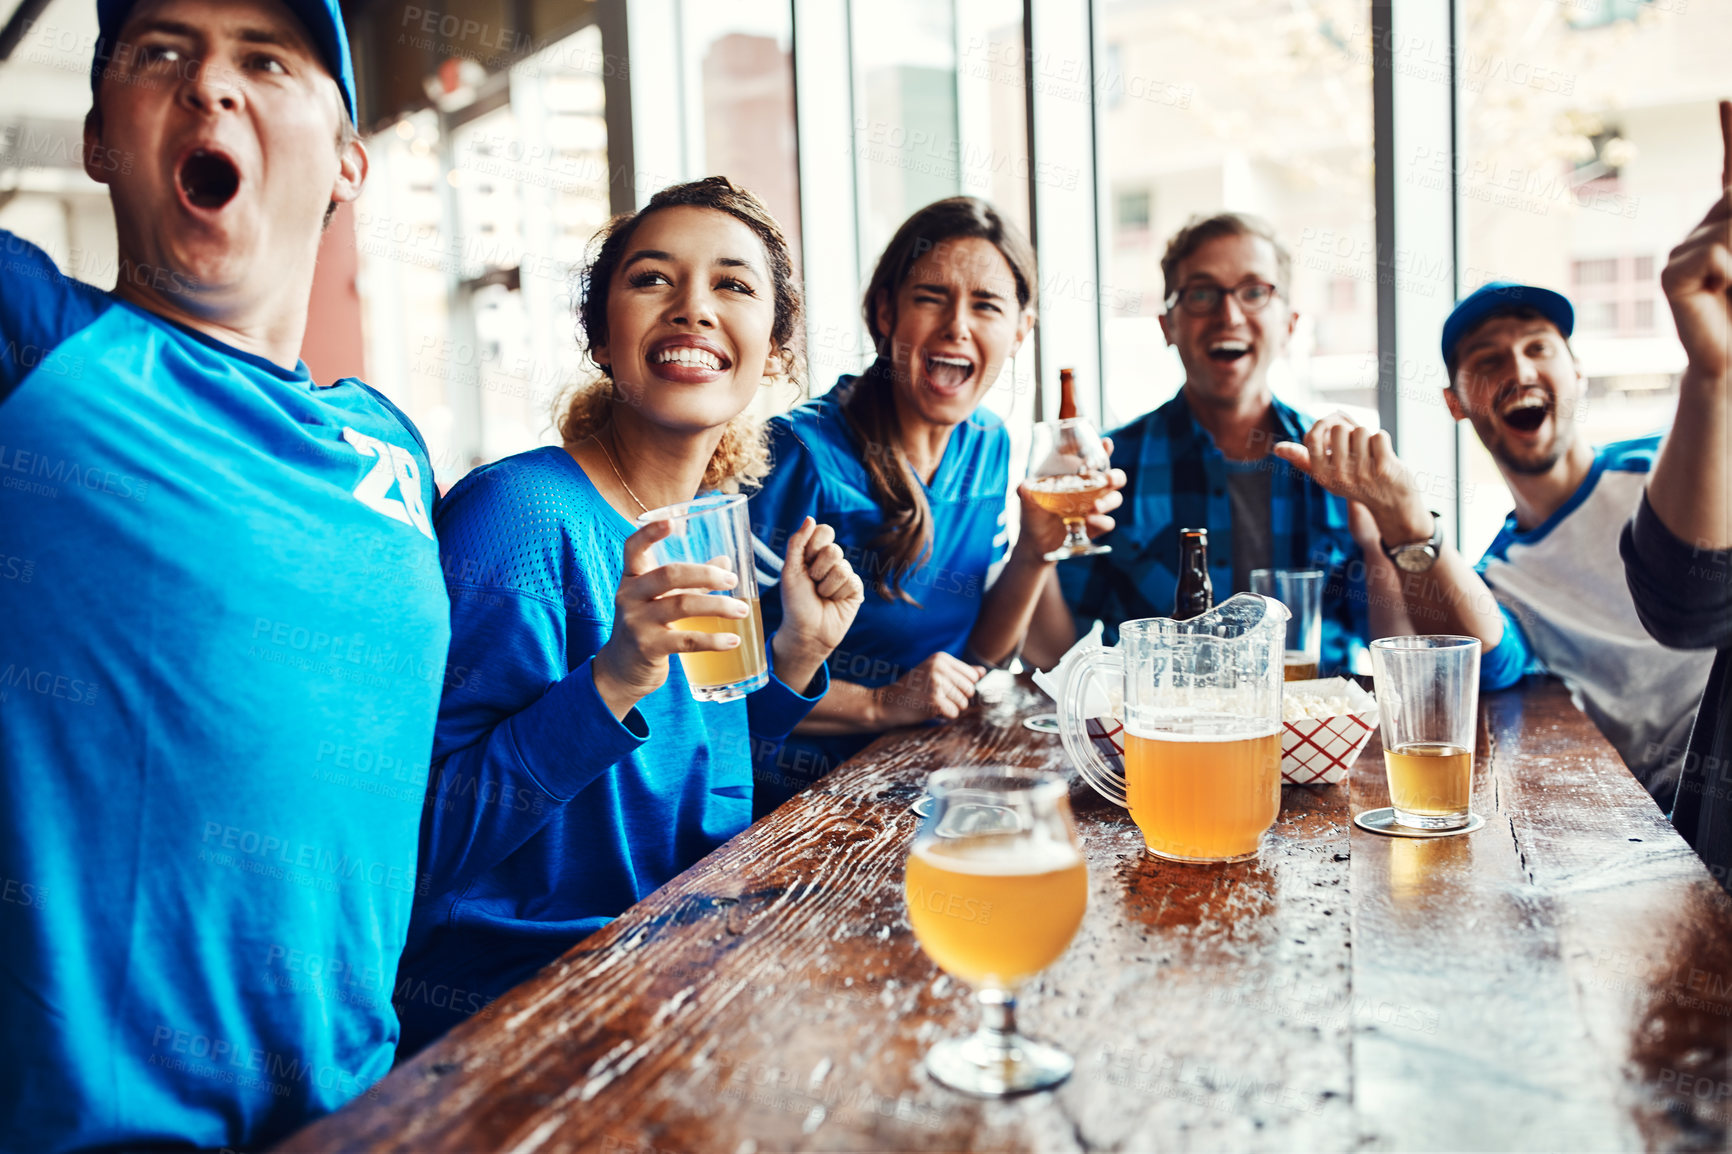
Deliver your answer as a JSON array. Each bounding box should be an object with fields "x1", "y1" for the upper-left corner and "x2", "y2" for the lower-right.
[{"x1": 1164, "y1": 281, "x2": 1279, "y2": 316}]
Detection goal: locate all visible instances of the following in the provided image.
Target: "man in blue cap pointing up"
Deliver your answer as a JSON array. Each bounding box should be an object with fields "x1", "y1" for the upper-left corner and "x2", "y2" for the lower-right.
[
  {"x1": 1272, "y1": 280, "x2": 1715, "y2": 806},
  {"x1": 0, "y1": 2, "x2": 450, "y2": 1149}
]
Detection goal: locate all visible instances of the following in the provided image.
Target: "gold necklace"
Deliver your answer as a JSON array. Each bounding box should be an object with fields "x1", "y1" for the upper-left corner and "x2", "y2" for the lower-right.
[{"x1": 589, "y1": 428, "x2": 649, "y2": 514}]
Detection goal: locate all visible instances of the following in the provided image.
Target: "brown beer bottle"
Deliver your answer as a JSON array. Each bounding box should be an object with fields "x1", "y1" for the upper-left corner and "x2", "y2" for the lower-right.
[
  {"x1": 1173, "y1": 528, "x2": 1213, "y2": 620},
  {"x1": 1058, "y1": 367, "x2": 1078, "y2": 420}
]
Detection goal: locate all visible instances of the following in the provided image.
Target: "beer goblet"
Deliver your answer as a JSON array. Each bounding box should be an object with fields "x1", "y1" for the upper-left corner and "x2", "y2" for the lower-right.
[
  {"x1": 904, "y1": 767, "x2": 1087, "y2": 1095},
  {"x1": 636, "y1": 494, "x2": 768, "y2": 702},
  {"x1": 1026, "y1": 419, "x2": 1113, "y2": 561}
]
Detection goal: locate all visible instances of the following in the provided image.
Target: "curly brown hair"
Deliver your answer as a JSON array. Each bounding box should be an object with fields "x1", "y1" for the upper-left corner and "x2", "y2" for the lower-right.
[{"x1": 554, "y1": 176, "x2": 804, "y2": 493}]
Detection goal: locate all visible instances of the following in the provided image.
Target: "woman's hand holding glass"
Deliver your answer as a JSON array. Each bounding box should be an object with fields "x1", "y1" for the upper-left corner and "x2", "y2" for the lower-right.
[
  {"x1": 769, "y1": 516, "x2": 865, "y2": 694},
  {"x1": 592, "y1": 520, "x2": 751, "y2": 719},
  {"x1": 1020, "y1": 429, "x2": 1125, "y2": 563}
]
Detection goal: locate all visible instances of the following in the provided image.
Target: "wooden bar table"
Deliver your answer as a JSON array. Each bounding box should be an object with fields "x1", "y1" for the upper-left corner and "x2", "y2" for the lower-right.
[{"x1": 283, "y1": 674, "x2": 1732, "y2": 1153}]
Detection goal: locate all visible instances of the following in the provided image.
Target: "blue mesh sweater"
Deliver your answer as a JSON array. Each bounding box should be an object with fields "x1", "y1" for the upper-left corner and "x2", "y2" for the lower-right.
[{"x1": 396, "y1": 446, "x2": 826, "y2": 1055}]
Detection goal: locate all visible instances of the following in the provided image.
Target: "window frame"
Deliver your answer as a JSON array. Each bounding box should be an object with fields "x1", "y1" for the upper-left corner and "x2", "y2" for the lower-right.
[{"x1": 601, "y1": 0, "x2": 1468, "y2": 527}]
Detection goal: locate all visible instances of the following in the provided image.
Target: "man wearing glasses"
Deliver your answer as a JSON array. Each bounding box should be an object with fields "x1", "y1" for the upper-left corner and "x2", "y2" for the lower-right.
[{"x1": 1030, "y1": 212, "x2": 1409, "y2": 671}]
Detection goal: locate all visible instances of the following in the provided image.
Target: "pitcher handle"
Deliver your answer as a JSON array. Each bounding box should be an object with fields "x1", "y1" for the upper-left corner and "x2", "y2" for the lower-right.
[{"x1": 1058, "y1": 645, "x2": 1129, "y2": 809}]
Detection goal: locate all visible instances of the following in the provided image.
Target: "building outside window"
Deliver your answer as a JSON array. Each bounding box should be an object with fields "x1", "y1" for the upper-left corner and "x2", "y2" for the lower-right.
[
  {"x1": 0, "y1": 0, "x2": 1719, "y2": 550},
  {"x1": 1457, "y1": 0, "x2": 1725, "y2": 554},
  {"x1": 1096, "y1": 0, "x2": 1378, "y2": 431}
]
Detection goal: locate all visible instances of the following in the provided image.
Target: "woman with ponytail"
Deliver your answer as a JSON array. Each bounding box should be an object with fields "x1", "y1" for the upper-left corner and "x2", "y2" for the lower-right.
[
  {"x1": 396, "y1": 178, "x2": 863, "y2": 1055},
  {"x1": 747, "y1": 198, "x2": 1124, "y2": 813}
]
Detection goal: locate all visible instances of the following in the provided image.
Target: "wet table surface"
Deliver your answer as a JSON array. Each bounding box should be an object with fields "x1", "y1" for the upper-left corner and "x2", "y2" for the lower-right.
[{"x1": 283, "y1": 674, "x2": 1732, "y2": 1153}]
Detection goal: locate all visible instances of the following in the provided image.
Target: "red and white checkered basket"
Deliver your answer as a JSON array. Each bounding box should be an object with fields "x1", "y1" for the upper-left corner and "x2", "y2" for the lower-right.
[{"x1": 1277, "y1": 679, "x2": 1380, "y2": 785}]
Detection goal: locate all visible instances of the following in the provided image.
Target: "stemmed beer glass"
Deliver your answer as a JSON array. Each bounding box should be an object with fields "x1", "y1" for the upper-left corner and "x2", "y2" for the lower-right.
[
  {"x1": 1026, "y1": 419, "x2": 1113, "y2": 561},
  {"x1": 904, "y1": 767, "x2": 1087, "y2": 1094}
]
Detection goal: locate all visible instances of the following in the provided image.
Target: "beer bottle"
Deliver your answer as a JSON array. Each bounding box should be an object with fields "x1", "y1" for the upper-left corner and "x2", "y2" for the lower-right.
[
  {"x1": 1058, "y1": 367, "x2": 1078, "y2": 420},
  {"x1": 1173, "y1": 528, "x2": 1213, "y2": 620}
]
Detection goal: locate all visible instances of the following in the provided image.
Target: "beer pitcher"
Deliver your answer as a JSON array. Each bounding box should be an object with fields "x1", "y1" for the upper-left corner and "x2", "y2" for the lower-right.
[{"x1": 1057, "y1": 594, "x2": 1289, "y2": 863}]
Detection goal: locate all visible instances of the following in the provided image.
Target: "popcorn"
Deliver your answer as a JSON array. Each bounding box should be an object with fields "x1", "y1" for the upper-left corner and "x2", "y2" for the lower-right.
[
  {"x1": 1285, "y1": 690, "x2": 1363, "y2": 720},
  {"x1": 1278, "y1": 678, "x2": 1380, "y2": 786}
]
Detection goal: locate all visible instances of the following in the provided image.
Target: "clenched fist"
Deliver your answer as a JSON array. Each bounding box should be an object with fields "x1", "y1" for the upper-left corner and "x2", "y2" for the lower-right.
[{"x1": 771, "y1": 517, "x2": 865, "y2": 693}]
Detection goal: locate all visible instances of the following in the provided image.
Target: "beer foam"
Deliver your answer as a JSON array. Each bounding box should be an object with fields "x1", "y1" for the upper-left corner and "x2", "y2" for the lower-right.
[
  {"x1": 1030, "y1": 473, "x2": 1107, "y2": 493},
  {"x1": 914, "y1": 836, "x2": 1083, "y2": 876},
  {"x1": 1123, "y1": 717, "x2": 1283, "y2": 742}
]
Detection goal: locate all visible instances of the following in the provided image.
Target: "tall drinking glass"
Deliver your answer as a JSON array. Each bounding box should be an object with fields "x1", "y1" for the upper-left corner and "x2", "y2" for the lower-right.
[
  {"x1": 1026, "y1": 418, "x2": 1113, "y2": 561},
  {"x1": 1369, "y1": 636, "x2": 1481, "y2": 829},
  {"x1": 1250, "y1": 568, "x2": 1324, "y2": 681},
  {"x1": 636, "y1": 494, "x2": 768, "y2": 702},
  {"x1": 905, "y1": 767, "x2": 1087, "y2": 1095}
]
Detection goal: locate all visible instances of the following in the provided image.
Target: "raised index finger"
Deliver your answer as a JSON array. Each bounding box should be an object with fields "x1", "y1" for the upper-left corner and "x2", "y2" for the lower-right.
[{"x1": 1721, "y1": 99, "x2": 1731, "y2": 191}]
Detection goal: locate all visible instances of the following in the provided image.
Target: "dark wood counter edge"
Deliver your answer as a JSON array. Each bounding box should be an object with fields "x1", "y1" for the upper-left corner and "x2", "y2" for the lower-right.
[{"x1": 1348, "y1": 676, "x2": 1732, "y2": 1152}]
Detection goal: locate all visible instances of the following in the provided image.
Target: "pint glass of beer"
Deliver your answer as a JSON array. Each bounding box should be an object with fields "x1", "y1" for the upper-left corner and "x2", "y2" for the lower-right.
[
  {"x1": 905, "y1": 767, "x2": 1087, "y2": 1095},
  {"x1": 637, "y1": 494, "x2": 768, "y2": 702},
  {"x1": 1369, "y1": 636, "x2": 1481, "y2": 829},
  {"x1": 1250, "y1": 568, "x2": 1325, "y2": 681}
]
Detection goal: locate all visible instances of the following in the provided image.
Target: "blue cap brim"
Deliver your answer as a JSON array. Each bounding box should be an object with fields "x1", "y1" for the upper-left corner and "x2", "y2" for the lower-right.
[
  {"x1": 1442, "y1": 282, "x2": 1574, "y2": 369},
  {"x1": 92, "y1": 0, "x2": 356, "y2": 124}
]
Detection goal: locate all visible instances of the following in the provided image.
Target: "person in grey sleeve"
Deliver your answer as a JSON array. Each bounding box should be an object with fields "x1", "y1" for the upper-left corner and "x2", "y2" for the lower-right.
[{"x1": 1621, "y1": 99, "x2": 1732, "y2": 891}]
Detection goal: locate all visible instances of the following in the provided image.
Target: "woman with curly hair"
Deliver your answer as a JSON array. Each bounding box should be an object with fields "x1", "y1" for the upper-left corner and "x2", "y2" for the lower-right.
[
  {"x1": 748, "y1": 198, "x2": 1124, "y2": 813},
  {"x1": 396, "y1": 178, "x2": 863, "y2": 1055}
]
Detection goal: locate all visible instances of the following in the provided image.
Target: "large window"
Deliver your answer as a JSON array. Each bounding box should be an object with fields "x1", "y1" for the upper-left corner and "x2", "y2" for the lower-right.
[
  {"x1": 680, "y1": 1, "x2": 801, "y2": 422},
  {"x1": 1457, "y1": 0, "x2": 1721, "y2": 554},
  {"x1": 839, "y1": 0, "x2": 1035, "y2": 434},
  {"x1": 354, "y1": 26, "x2": 613, "y2": 484},
  {"x1": 1096, "y1": 0, "x2": 1377, "y2": 430},
  {"x1": 0, "y1": 1, "x2": 116, "y2": 287},
  {"x1": 1, "y1": 0, "x2": 1707, "y2": 540},
  {"x1": 681, "y1": 0, "x2": 801, "y2": 265},
  {"x1": 851, "y1": 1, "x2": 963, "y2": 262}
]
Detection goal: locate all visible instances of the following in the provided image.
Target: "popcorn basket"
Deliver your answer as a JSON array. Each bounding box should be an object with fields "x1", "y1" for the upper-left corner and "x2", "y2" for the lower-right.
[{"x1": 1275, "y1": 677, "x2": 1380, "y2": 785}]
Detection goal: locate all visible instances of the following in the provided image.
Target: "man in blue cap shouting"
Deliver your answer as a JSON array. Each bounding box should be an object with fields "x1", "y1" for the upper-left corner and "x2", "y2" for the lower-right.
[
  {"x1": 1273, "y1": 280, "x2": 1714, "y2": 805},
  {"x1": 0, "y1": 2, "x2": 450, "y2": 1148}
]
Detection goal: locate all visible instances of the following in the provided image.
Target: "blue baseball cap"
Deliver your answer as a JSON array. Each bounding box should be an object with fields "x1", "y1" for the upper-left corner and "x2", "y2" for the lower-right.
[
  {"x1": 1441, "y1": 281, "x2": 1574, "y2": 371},
  {"x1": 92, "y1": 0, "x2": 357, "y2": 124}
]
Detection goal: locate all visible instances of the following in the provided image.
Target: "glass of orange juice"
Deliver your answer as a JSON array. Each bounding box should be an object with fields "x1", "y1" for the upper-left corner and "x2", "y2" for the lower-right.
[
  {"x1": 1369, "y1": 636, "x2": 1481, "y2": 829},
  {"x1": 905, "y1": 767, "x2": 1087, "y2": 1095}
]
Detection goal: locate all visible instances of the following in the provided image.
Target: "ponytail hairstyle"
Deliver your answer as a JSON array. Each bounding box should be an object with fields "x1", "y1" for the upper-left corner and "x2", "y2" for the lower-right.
[
  {"x1": 555, "y1": 176, "x2": 804, "y2": 493},
  {"x1": 846, "y1": 197, "x2": 1036, "y2": 602}
]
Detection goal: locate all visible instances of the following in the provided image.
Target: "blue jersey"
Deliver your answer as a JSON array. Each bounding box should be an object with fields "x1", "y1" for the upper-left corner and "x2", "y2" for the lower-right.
[
  {"x1": 397, "y1": 446, "x2": 825, "y2": 1055},
  {"x1": 747, "y1": 376, "x2": 1011, "y2": 809},
  {"x1": 0, "y1": 233, "x2": 450, "y2": 1150}
]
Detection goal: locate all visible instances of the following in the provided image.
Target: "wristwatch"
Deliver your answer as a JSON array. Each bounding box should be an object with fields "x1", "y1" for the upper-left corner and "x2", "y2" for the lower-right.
[{"x1": 1382, "y1": 511, "x2": 1443, "y2": 573}]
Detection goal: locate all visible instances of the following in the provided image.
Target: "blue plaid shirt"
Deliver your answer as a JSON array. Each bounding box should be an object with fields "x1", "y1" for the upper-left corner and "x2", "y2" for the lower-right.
[{"x1": 1057, "y1": 390, "x2": 1371, "y2": 675}]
